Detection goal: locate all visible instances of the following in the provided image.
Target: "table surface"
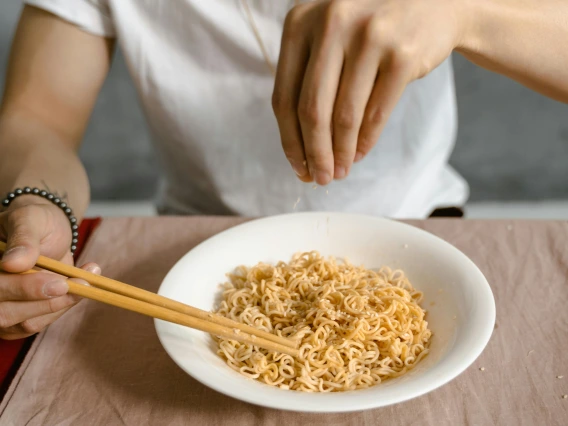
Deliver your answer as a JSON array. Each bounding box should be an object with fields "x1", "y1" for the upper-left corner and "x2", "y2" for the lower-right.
[{"x1": 1, "y1": 217, "x2": 567, "y2": 426}]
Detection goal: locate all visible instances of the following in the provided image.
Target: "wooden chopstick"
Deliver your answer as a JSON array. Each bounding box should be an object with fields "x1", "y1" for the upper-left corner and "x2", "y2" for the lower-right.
[
  {"x1": 0, "y1": 241, "x2": 299, "y2": 356},
  {"x1": 19, "y1": 269, "x2": 299, "y2": 357}
]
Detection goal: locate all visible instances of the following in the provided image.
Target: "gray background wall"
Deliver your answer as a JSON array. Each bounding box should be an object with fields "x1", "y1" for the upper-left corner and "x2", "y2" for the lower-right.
[{"x1": 1, "y1": 2, "x2": 567, "y2": 202}]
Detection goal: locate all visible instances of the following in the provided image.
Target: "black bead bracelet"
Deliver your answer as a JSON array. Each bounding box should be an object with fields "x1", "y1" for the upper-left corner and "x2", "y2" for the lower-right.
[{"x1": 1, "y1": 187, "x2": 79, "y2": 255}]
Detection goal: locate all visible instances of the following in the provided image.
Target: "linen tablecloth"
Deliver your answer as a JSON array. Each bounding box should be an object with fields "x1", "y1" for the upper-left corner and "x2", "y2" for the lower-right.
[{"x1": 1, "y1": 217, "x2": 567, "y2": 425}]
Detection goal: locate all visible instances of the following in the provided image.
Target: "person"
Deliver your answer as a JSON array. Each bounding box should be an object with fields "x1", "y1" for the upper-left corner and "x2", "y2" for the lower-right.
[{"x1": 0, "y1": 0, "x2": 566, "y2": 340}]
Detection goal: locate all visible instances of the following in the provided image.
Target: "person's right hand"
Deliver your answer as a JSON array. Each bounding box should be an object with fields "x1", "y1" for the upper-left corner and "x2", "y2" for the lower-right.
[{"x1": 0, "y1": 197, "x2": 100, "y2": 340}]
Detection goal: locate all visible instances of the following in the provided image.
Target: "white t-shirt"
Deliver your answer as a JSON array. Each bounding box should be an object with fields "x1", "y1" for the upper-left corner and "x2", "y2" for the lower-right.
[{"x1": 26, "y1": 0, "x2": 468, "y2": 218}]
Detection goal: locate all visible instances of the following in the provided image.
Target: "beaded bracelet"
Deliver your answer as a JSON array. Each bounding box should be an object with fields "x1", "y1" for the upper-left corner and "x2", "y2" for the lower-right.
[{"x1": 1, "y1": 187, "x2": 79, "y2": 255}]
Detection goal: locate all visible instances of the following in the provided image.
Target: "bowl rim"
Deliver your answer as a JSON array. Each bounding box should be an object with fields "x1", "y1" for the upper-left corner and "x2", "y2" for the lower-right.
[{"x1": 155, "y1": 212, "x2": 496, "y2": 412}]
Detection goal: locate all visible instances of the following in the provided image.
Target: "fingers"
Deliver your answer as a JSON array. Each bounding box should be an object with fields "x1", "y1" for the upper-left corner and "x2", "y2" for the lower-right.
[
  {"x1": 332, "y1": 45, "x2": 381, "y2": 179},
  {"x1": 357, "y1": 57, "x2": 411, "y2": 161},
  {"x1": 0, "y1": 272, "x2": 68, "y2": 301},
  {"x1": 1, "y1": 304, "x2": 76, "y2": 339},
  {"x1": 68, "y1": 262, "x2": 101, "y2": 289},
  {"x1": 0, "y1": 262, "x2": 100, "y2": 339},
  {"x1": 0, "y1": 295, "x2": 78, "y2": 330},
  {"x1": 297, "y1": 36, "x2": 344, "y2": 185},
  {"x1": 273, "y1": 8, "x2": 312, "y2": 182},
  {"x1": 80, "y1": 262, "x2": 101, "y2": 276},
  {"x1": 0, "y1": 205, "x2": 48, "y2": 272},
  {"x1": 275, "y1": 2, "x2": 417, "y2": 182}
]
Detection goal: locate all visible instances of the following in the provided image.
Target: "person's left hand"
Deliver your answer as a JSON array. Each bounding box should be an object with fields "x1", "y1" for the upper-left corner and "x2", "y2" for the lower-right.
[{"x1": 272, "y1": 0, "x2": 469, "y2": 185}]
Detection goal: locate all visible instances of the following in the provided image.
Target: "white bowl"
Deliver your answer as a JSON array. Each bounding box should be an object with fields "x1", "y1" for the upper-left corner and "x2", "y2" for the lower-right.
[{"x1": 155, "y1": 212, "x2": 495, "y2": 412}]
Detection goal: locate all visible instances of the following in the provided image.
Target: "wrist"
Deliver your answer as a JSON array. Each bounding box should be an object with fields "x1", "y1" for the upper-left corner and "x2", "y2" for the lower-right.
[
  {"x1": 5, "y1": 194, "x2": 53, "y2": 210},
  {"x1": 2, "y1": 187, "x2": 80, "y2": 254},
  {"x1": 453, "y1": 0, "x2": 487, "y2": 55}
]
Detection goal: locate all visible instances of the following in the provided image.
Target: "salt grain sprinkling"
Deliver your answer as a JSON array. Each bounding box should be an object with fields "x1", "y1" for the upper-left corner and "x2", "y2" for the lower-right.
[{"x1": 293, "y1": 197, "x2": 301, "y2": 210}]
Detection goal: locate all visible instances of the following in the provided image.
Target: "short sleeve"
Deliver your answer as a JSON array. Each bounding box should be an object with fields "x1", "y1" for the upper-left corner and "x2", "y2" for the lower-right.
[{"x1": 24, "y1": 0, "x2": 116, "y2": 37}]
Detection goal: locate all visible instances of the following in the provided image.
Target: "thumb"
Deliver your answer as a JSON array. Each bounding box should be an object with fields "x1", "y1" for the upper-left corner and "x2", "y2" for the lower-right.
[{"x1": 0, "y1": 206, "x2": 46, "y2": 272}]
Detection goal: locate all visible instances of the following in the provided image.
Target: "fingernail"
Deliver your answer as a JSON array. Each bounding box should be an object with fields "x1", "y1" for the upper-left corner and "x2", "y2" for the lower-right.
[
  {"x1": 43, "y1": 280, "x2": 69, "y2": 298},
  {"x1": 354, "y1": 152, "x2": 364, "y2": 162},
  {"x1": 86, "y1": 264, "x2": 101, "y2": 275},
  {"x1": 290, "y1": 161, "x2": 308, "y2": 177},
  {"x1": 1, "y1": 246, "x2": 27, "y2": 262},
  {"x1": 313, "y1": 170, "x2": 331, "y2": 185},
  {"x1": 334, "y1": 166, "x2": 347, "y2": 180}
]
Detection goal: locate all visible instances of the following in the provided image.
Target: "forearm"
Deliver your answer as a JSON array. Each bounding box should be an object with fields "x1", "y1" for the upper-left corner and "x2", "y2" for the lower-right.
[
  {"x1": 459, "y1": 0, "x2": 568, "y2": 103},
  {"x1": 0, "y1": 111, "x2": 90, "y2": 220}
]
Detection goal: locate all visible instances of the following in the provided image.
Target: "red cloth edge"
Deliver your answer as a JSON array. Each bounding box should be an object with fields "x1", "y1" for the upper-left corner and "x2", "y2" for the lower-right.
[{"x1": 0, "y1": 218, "x2": 102, "y2": 398}]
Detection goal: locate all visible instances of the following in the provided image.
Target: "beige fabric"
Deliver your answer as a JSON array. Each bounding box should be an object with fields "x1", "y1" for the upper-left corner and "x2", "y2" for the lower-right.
[{"x1": 1, "y1": 217, "x2": 568, "y2": 425}]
